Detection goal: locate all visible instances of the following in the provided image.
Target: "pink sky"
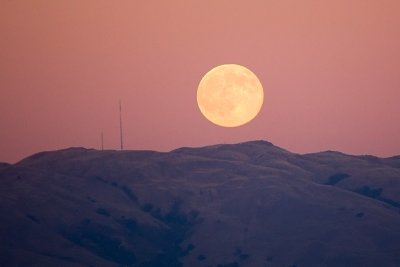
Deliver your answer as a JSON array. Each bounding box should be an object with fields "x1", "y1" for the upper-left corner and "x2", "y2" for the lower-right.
[{"x1": 1, "y1": 0, "x2": 400, "y2": 163}]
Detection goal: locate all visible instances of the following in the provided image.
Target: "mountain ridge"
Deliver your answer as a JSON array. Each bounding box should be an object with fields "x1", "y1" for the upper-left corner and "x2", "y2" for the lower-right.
[{"x1": 1, "y1": 140, "x2": 400, "y2": 266}]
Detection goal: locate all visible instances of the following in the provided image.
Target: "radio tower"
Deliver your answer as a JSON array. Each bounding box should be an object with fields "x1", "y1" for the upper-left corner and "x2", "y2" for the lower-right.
[
  {"x1": 101, "y1": 131, "x2": 104, "y2": 151},
  {"x1": 119, "y1": 100, "x2": 124, "y2": 150}
]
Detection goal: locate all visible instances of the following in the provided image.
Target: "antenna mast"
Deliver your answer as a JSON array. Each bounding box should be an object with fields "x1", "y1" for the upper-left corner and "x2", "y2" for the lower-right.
[
  {"x1": 119, "y1": 100, "x2": 124, "y2": 150},
  {"x1": 101, "y1": 131, "x2": 104, "y2": 151}
]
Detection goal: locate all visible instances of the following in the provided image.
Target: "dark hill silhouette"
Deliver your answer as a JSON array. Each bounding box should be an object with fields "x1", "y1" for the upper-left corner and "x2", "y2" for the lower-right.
[{"x1": 1, "y1": 140, "x2": 400, "y2": 266}]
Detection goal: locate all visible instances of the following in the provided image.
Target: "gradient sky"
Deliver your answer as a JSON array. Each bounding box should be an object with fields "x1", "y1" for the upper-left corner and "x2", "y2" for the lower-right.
[{"x1": 1, "y1": 0, "x2": 400, "y2": 163}]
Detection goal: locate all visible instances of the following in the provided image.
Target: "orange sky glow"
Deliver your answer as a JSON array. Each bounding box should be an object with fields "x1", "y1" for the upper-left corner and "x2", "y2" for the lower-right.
[{"x1": 1, "y1": 0, "x2": 400, "y2": 163}]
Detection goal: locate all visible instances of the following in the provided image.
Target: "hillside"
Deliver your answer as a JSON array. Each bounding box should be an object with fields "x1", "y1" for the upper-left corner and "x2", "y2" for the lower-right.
[{"x1": 1, "y1": 140, "x2": 400, "y2": 267}]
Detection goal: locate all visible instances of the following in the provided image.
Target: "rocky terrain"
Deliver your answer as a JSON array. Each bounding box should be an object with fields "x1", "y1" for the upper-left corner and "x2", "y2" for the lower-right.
[{"x1": 1, "y1": 140, "x2": 400, "y2": 266}]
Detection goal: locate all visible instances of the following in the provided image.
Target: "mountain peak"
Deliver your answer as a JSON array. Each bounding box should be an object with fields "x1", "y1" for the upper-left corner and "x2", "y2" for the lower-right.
[{"x1": 1, "y1": 140, "x2": 400, "y2": 266}]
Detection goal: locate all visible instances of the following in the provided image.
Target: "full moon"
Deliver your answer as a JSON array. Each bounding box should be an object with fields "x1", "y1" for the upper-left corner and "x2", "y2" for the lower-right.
[{"x1": 197, "y1": 64, "x2": 264, "y2": 127}]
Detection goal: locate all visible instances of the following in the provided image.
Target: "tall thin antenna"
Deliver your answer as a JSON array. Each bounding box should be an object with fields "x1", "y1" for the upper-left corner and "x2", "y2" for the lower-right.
[
  {"x1": 101, "y1": 131, "x2": 104, "y2": 151},
  {"x1": 119, "y1": 100, "x2": 124, "y2": 150}
]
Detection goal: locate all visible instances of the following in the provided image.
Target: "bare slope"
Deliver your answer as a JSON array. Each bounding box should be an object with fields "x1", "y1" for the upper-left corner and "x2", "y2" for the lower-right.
[{"x1": 1, "y1": 141, "x2": 400, "y2": 267}]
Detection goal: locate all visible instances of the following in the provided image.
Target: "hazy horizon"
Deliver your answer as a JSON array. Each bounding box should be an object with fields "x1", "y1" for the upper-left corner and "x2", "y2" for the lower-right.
[{"x1": 4, "y1": 139, "x2": 400, "y2": 165}]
